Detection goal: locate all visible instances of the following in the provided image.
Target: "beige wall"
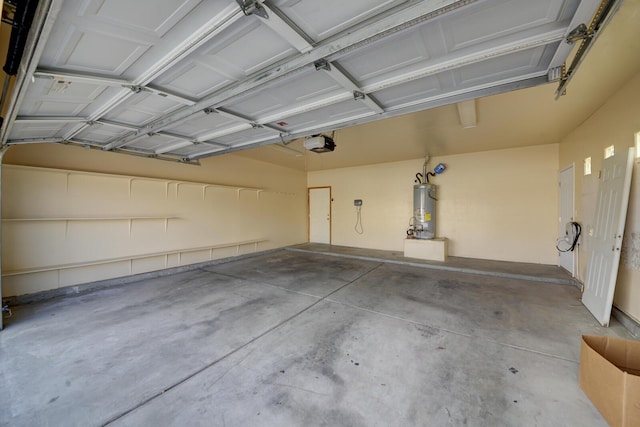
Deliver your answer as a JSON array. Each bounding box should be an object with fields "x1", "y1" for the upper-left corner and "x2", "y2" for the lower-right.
[
  {"x1": 559, "y1": 70, "x2": 640, "y2": 323},
  {"x1": 2, "y1": 143, "x2": 304, "y2": 192},
  {"x1": 2, "y1": 144, "x2": 307, "y2": 297},
  {"x1": 308, "y1": 144, "x2": 559, "y2": 264}
]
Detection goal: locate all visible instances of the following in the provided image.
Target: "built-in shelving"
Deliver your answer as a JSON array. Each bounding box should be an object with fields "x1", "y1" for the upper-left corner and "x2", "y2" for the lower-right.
[
  {"x1": 2, "y1": 239, "x2": 267, "y2": 277},
  {"x1": 2, "y1": 216, "x2": 180, "y2": 234},
  {"x1": 1, "y1": 165, "x2": 283, "y2": 291},
  {"x1": 2, "y1": 216, "x2": 177, "y2": 222}
]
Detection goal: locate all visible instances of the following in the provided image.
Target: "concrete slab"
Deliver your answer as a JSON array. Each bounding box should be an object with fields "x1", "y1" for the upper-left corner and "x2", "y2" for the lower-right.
[
  {"x1": 329, "y1": 263, "x2": 631, "y2": 361},
  {"x1": 112, "y1": 301, "x2": 608, "y2": 427},
  {"x1": 0, "y1": 269, "x2": 318, "y2": 426},
  {"x1": 204, "y1": 250, "x2": 380, "y2": 298},
  {"x1": 0, "y1": 250, "x2": 633, "y2": 426},
  {"x1": 289, "y1": 243, "x2": 576, "y2": 285}
]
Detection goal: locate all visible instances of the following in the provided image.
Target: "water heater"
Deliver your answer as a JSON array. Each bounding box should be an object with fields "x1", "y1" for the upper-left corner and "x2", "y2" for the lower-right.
[
  {"x1": 413, "y1": 184, "x2": 436, "y2": 239},
  {"x1": 406, "y1": 157, "x2": 444, "y2": 240}
]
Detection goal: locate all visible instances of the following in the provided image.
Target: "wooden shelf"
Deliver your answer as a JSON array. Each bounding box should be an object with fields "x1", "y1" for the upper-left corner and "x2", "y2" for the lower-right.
[
  {"x1": 2, "y1": 239, "x2": 268, "y2": 277},
  {"x1": 1, "y1": 216, "x2": 180, "y2": 234},
  {"x1": 2, "y1": 216, "x2": 178, "y2": 222}
]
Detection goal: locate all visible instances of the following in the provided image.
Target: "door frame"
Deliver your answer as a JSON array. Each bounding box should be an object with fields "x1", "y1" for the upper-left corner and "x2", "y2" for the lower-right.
[
  {"x1": 308, "y1": 186, "x2": 332, "y2": 244},
  {"x1": 558, "y1": 163, "x2": 576, "y2": 276},
  {"x1": 0, "y1": 148, "x2": 6, "y2": 330}
]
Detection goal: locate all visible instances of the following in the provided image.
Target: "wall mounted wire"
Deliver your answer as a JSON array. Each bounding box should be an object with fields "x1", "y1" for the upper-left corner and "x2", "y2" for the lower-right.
[{"x1": 355, "y1": 205, "x2": 363, "y2": 234}]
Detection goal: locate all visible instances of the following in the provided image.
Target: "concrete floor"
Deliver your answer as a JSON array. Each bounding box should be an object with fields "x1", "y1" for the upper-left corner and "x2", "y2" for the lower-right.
[
  {"x1": 0, "y1": 249, "x2": 634, "y2": 426},
  {"x1": 288, "y1": 243, "x2": 578, "y2": 285}
]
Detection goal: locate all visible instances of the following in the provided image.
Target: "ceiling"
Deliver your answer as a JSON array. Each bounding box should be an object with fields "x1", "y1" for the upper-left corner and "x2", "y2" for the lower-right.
[
  {"x1": 239, "y1": 0, "x2": 640, "y2": 171},
  {"x1": 0, "y1": 0, "x2": 622, "y2": 166}
]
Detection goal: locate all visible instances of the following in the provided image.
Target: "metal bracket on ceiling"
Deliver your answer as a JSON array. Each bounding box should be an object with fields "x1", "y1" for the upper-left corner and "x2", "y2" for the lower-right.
[
  {"x1": 547, "y1": 65, "x2": 564, "y2": 83},
  {"x1": 127, "y1": 85, "x2": 145, "y2": 94},
  {"x1": 1, "y1": 2, "x2": 16, "y2": 27},
  {"x1": 555, "y1": 0, "x2": 621, "y2": 98},
  {"x1": 250, "y1": 122, "x2": 263, "y2": 129},
  {"x1": 566, "y1": 23, "x2": 590, "y2": 44},
  {"x1": 236, "y1": 0, "x2": 268, "y2": 19},
  {"x1": 353, "y1": 91, "x2": 366, "y2": 101},
  {"x1": 314, "y1": 59, "x2": 331, "y2": 72},
  {"x1": 279, "y1": 132, "x2": 292, "y2": 146},
  {"x1": 203, "y1": 107, "x2": 215, "y2": 115}
]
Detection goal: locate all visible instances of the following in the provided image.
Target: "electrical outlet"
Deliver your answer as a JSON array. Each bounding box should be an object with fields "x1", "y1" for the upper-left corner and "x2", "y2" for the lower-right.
[{"x1": 354, "y1": 199, "x2": 362, "y2": 206}]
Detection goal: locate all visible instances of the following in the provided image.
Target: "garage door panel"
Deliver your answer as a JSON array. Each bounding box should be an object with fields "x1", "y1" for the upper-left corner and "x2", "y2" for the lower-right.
[
  {"x1": 30, "y1": 100, "x2": 91, "y2": 118},
  {"x1": 276, "y1": 100, "x2": 374, "y2": 133},
  {"x1": 74, "y1": 87, "x2": 135, "y2": 120},
  {"x1": 41, "y1": 21, "x2": 152, "y2": 76},
  {"x1": 119, "y1": 2, "x2": 240, "y2": 80},
  {"x1": 163, "y1": 114, "x2": 239, "y2": 140},
  {"x1": 167, "y1": 142, "x2": 227, "y2": 158},
  {"x1": 9, "y1": 122, "x2": 75, "y2": 141},
  {"x1": 337, "y1": 12, "x2": 565, "y2": 95},
  {"x1": 214, "y1": 127, "x2": 278, "y2": 148},
  {"x1": 66, "y1": 32, "x2": 151, "y2": 75},
  {"x1": 453, "y1": 44, "x2": 556, "y2": 87},
  {"x1": 371, "y1": 74, "x2": 444, "y2": 109},
  {"x1": 151, "y1": 62, "x2": 234, "y2": 100},
  {"x1": 225, "y1": 69, "x2": 346, "y2": 118},
  {"x1": 31, "y1": 77, "x2": 107, "y2": 101},
  {"x1": 209, "y1": 19, "x2": 297, "y2": 76},
  {"x1": 270, "y1": 0, "x2": 408, "y2": 42},
  {"x1": 442, "y1": 0, "x2": 577, "y2": 52},
  {"x1": 152, "y1": 17, "x2": 297, "y2": 99},
  {"x1": 92, "y1": 0, "x2": 201, "y2": 37},
  {"x1": 337, "y1": 28, "x2": 435, "y2": 87},
  {"x1": 18, "y1": 79, "x2": 112, "y2": 117},
  {"x1": 126, "y1": 134, "x2": 184, "y2": 152},
  {"x1": 102, "y1": 92, "x2": 184, "y2": 126},
  {"x1": 75, "y1": 123, "x2": 129, "y2": 144},
  {"x1": 40, "y1": 0, "x2": 202, "y2": 74}
]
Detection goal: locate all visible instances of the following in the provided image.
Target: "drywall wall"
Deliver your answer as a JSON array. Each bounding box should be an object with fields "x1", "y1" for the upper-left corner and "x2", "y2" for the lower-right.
[
  {"x1": 1, "y1": 145, "x2": 307, "y2": 297},
  {"x1": 308, "y1": 144, "x2": 559, "y2": 264},
  {"x1": 2, "y1": 143, "x2": 303, "y2": 192},
  {"x1": 559, "y1": 70, "x2": 640, "y2": 323}
]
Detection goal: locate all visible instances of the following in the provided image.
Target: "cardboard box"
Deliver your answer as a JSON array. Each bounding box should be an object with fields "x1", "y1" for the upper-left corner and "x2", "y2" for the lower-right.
[{"x1": 579, "y1": 335, "x2": 640, "y2": 427}]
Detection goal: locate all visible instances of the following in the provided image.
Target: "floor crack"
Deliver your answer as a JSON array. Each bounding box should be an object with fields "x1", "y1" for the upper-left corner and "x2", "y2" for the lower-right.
[{"x1": 102, "y1": 262, "x2": 382, "y2": 425}]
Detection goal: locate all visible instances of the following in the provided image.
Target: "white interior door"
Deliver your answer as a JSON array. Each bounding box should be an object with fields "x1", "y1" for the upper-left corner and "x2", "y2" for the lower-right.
[
  {"x1": 582, "y1": 147, "x2": 635, "y2": 326},
  {"x1": 558, "y1": 165, "x2": 575, "y2": 275},
  {"x1": 309, "y1": 187, "x2": 331, "y2": 244}
]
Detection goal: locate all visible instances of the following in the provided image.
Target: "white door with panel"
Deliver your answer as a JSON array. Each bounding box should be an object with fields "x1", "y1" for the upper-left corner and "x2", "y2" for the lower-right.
[
  {"x1": 309, "y1": 187, "x2": 331, "y2": 244},
  {"x1": 582, "y1": 148, "x2": 635, "y2": 326},
  {"x1": 558, "y1": 165, "x2": 575, "y2": 275}
]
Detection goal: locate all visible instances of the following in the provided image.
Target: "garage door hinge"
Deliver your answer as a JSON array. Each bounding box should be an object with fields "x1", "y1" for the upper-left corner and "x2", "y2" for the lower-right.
[
  {"x1": 314, "y1": 59, "x2": 331, "y2": 72},
  {"x1": 126, "y1": 85, "x2": 145, "y2": 94},
  {"x1": 236, "y1": 0, "x2": 268, "y2": 19}
]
